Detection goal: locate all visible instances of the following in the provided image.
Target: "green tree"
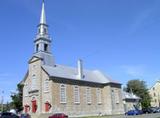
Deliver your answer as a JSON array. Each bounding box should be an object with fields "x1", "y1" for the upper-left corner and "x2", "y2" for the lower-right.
[
  {"x1": 126, "y1": 79, "x2": 151, "y2": 108},
  {"x1": 11, "y1": 84, "x2": 23, "y2": 112}
]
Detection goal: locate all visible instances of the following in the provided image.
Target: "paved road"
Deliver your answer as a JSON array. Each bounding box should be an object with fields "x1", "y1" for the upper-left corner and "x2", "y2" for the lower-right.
[
  {"x1": 108, "y1": 113, "x2": 160, "y2": 118},
  {"x1": 71, "y1": 113, "x2": 160, "y2": 118}
]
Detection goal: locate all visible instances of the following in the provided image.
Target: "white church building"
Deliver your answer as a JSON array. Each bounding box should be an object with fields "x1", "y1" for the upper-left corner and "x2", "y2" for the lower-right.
[{"x1": 21, "y1": 1, "x2": 124, "y2": 117}]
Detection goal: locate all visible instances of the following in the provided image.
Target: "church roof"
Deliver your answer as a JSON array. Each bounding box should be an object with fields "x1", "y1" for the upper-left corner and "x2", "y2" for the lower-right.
[
  {"x1": 123, "y1": 91, "x2": 141, "y2": 100},
  {"x1": 42, "y1": 64, "x2": 120, "y2": 84}
]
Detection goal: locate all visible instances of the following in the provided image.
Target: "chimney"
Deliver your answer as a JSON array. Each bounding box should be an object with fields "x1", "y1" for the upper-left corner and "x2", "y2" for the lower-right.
[{"x1": 77, "y1": 59, "x2": 83, "y2": 79}]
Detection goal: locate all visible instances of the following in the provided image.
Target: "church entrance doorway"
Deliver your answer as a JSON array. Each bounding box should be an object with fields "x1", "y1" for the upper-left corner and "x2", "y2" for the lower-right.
[
  {"x1": 45, "y1": 101, "x2": 51, "y2": 112},
  {"x1": 24, "y1": 105, "x2": 30, "y2": 113},
  {"x1": 32, "y1": 100, "x2": 37, "y2": 113}
]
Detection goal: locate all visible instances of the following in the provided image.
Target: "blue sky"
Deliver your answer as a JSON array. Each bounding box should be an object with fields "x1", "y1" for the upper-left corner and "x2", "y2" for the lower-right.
[{"x1": 0, "y1": 0, "x2": 160, "y2": 102}]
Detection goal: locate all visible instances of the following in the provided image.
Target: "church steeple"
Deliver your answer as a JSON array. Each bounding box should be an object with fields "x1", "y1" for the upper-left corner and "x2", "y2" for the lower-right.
[
  {"x1": 34, "y1": 0, "x2": 51, "y2": 53},
  {"x1": 40, "y1": 0, "x2": 46, "y2": 24},
  {"x1": 33, "y1": 0, "x2": 54, "y2": 66}
]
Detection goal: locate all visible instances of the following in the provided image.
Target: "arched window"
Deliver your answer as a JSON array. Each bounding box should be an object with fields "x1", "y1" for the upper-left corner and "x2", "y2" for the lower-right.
[
  {"x1": 44, "y1": 79, "x2": 49, "y2": 92},
  {"x1": 44, "y1": 44, "x2": 48, "y2": 52},
  {"x1": 44, "y1": 28, "x2": 47, "y2": 34},
  {"x1": 24, "y1": 84, "x2": 28, "y2": 96},
  {"x1": 38, "y1": 28, "x2": 41, "y2": 33},
  {"x1": 153, "y1": 87, "x2": 155, "y2": 90},
  {"x1": 36, "y1": 44, "x2": 39, "y2": 52},
  {"x1": 74, "y1": 86, "x2": 80, "y2": 103},
  {"x1": 115, "y1": 89, "x2": 120, "y2": 104},
  {"x1": 32, "y1": 75, "x2": 36, "y2": 90},
  {"x1": 60, "y1": 84, "x2": 66, "y2": 103},
  {"x1": 155, "y1": 99, "x2": 157, "y2": 103},
  {"x1": 97, "y1": 88, "x2": 102, "y2": 104},
  {"x1": 111, "y1": 89, "x2": 115, "y2": 109},
  {"x1": 86, "y1": 87, "x2": 91, "y2": 104}
]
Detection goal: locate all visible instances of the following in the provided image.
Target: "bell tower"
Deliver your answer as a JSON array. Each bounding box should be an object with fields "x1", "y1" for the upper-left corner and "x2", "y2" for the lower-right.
[{"x1": 33, "y1": 0, "x2": 54, "y2": 66}]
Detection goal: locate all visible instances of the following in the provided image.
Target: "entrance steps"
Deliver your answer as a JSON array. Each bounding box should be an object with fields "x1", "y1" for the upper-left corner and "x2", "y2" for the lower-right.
[
  {"x1": 37, "y1": 113, "x2": 52, "y2": 118},
  {"x1": 30, "y1": 114, "x2": 39, "y2": 118}
]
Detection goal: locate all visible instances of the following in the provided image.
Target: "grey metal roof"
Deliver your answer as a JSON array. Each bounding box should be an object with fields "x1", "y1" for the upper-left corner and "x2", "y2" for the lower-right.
[
  {"x1": 42, "y1": 64, "x2": 120, "y2": 84},
  {"x1": 123, "y1": 91, "x2": 141, "y2": 100},
  {"x1": 34, "y1": 52, "x2": 54, "y2": 66}
]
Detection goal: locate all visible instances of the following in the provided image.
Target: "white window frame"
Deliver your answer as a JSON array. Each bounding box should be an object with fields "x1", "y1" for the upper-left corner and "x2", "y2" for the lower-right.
[
  {"x1": 60, "y1": 84, "x2": 67, "y2": 103},
  {"x1": 32, "y1": 75, "x2": 36, "y2": 90},
  {"x1": 32, "y1": 65, "x2": 36, "y2": 72},
  {"x1": 44, "y1": 79, "x2": 49, "y2": 93},
  {"x1": 86, "y1": 87, "x2": 91, "y2": 104},
  {"x1": 24, "y1": 84, "x2": 28, "y2": 97},
  {"x1": 74, "y1": 86, "x2": 80, "y2": 104},
  {"x1": 97, "y1": 88, "x2": 102, "y2": 104},
  {"x1": 115, "y1": 89, "x2": 120, "y2": 104}
]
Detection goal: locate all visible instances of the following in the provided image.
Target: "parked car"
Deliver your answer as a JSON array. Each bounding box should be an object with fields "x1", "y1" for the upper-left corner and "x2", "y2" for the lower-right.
[
  {"x1": 125, "y1": 109, "x2": 143, "y2": 115},
  {"x1": 20, "y1": 113, "x2": 31, "y2": 118},
  {"x1": 0, "y1": 112, "x2": 19, "y2": 118},
  {"x1": 142, "y1": 107, "x2": 158, "y2": 114},
  {"x1": 151, "y1": 107, "x2": 159, "y2": 113},
  {"x1": 48, "y1": 113, "x2": 68, "y2": 118},
  {"x1": 155, "y1": 107, "x2": 160, "y2": 113},
  {"x1": 142, "y1": 107, "x2": 154, "y2": 114}
]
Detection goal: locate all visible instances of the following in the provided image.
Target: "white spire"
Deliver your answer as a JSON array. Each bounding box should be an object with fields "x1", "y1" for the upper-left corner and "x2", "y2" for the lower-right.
[{"x1": 40, "y1": 0, "x2": 46, "y2": 24}]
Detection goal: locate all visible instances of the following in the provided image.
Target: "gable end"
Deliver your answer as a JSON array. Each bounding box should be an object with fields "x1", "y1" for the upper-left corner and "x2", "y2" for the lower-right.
[{"x1": 28, "y1": 56, "x2": 43, "y2": 64}]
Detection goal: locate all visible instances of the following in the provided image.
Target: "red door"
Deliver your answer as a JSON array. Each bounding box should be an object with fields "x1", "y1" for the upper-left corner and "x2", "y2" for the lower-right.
[
  {"x1": 45, "y1": 102, "x2": 51, "y2": 112},
  {"x1": 24, "y1": 105, "x2": 30, "y2": 113},
  {"x1": 32, "y1": 100, "x2": 37, "y2": 113},
  {"x1": 45, "y1": 102, "x2": 49, "y2": 112}
]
